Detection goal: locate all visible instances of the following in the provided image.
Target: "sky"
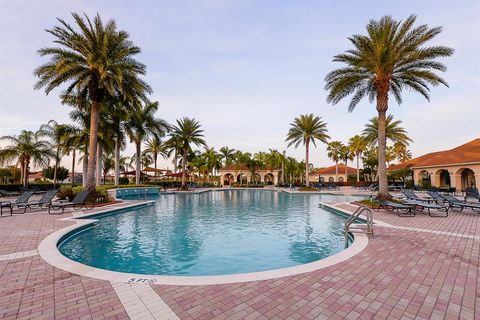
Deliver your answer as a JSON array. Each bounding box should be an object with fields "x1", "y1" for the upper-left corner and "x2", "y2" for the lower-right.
[{"x1": 0, "y1": 0, "x2": 479, "y2": 170}]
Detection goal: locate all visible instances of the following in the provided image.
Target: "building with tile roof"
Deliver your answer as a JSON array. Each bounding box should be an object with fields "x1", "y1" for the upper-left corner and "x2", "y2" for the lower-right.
[{"x1": 388, "y1": 139, "x2": 479, "y2": 190}]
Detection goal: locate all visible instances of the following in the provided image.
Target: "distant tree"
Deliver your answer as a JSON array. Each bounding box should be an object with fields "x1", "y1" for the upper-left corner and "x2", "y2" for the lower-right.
[
  {"x1": 43, "y1": 166, "x2": 69, "y2": 182},
  {"x1": 326, "y1": 141, "x2": 344, "y2": 182},
  {"x1": 348, "y1": 135, "x2": 368, "y2": 182}
]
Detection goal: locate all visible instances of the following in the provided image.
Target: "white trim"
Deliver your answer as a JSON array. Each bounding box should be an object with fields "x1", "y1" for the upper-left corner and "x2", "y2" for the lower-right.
[{"x1": 38, "y1": 199, "x2": 369, "y2": 286}]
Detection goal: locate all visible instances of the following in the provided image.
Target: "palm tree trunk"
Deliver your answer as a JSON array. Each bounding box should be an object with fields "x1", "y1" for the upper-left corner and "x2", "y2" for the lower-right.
[
  {"x1": 86, "y1": 100, "x2": 100, "y2": 191},
  {"x1": 114, "y1": 138, "x2": 120, "y2": 185},
  {"x1": 356, "y1": 153, "x2": 360, "y2": 182},
  {"x1": 173, "y1": 149, "x2": 178, "y2": 173},
  {"x1": 377, "y1": 92, "x2": 389, "y2": 199},
  {"x1": 71, "y1": 150, "x2": 76, "y2": 186},
  {"x1": 96, "y1": 144, "x2": 103, "y2": 186},
  {"x1": 82, "y1": 152, "x2": 88, "y2": 187},
  {"x1": 335, "y1": 161, "x2": 338, "y2": 182},
  {"x1": 53, "y1": 148, "x2": 59, "y2": 187},
  {"x1": 181, "y1": 148, "x2": 187, "y2": 188},
  {"x1": 23, "y1": 159, "x2": 29, "y2": 188},
  {"x1": 135, "y1": 142, "x2": 141, "y2": 185},
  {"x1": 154, "y1": 154, "x2": 158, "y2": 181},
  {"x1": 305, "y1": 141, "x2": 310, "y2": 187}
]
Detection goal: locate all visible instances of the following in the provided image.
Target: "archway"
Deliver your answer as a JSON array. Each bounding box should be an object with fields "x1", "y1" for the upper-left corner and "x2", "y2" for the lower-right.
[
  {"x1": 328, "y1": 177, "x2": 334, "y2": 183},
  {"x1": 338, "y1": 177, "x2": 345, "y2": 183},
  {"x1": 438, "y1": 169, "x2": 451, "y2": 187},
  {"x1": 418, "y1": 170, "x2": 431, "y2": 189},
  {"x1": 223, "y1": 173, "x2": 234, "y2": 186},
  {"x1": 264, "y1": 173, "x2": 274, "y2": 185},
  {"x1": 237, "y1": 173, "x2": 247, "y2": 184},
  {"x1": 458, "y1": 168, "x2": 476, "y2": 190},
  {"x1": 320, "y1": 177, "x2": 325, "y2": 183}
]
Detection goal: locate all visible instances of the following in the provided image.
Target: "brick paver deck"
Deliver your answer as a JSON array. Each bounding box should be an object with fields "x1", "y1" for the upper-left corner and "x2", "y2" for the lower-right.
[{"x1": 0, "y1": 195, "x2": 478, "y2": 319}]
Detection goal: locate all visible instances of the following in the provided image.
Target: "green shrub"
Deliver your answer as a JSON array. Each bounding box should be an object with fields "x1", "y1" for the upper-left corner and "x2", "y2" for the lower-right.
[
  {"x1": 119, "y1": 177, "x2": 129, "y2": 185},
  {"x1": 57, "y1": 188, "x2": 76, "y2": 201}
]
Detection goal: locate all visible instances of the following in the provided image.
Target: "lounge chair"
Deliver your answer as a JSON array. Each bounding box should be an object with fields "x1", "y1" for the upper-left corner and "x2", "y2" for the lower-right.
[
  {"x1": 465, "y1": 189, "x2": 480, "y2": 202},
  {"x1": 376, "y1": 200, "x2": 416, "y2": 217},
  {"x1": 426, "y1": 191, "x2": 446, "y2": 205},
  {"x1": 15, "y1": 190, "x2": 58, "y2": 213},
  {"x1": 0, "y1": 190, "x2": 21, "y2": 197},
  {"x1": 402, "y1": 199, "x2": 449, "y2": 217},
  {"x1": 439, "y1": 194, "x2": 480, "y2": 213},
  {"x1": 402, "y1": 189, "x2": 430, "y2": 203},
  {"x1": 48, "y1": 190, "x2": 93, "y2": 214},
  {"x1": 0, "y1": 190, "x2": 35, "y2": 216}
]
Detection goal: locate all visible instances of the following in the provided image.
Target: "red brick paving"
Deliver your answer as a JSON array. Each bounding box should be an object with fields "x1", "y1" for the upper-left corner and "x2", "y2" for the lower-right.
[{"x1": 0, "y1": 200, "x2": 478, "y2": 319}]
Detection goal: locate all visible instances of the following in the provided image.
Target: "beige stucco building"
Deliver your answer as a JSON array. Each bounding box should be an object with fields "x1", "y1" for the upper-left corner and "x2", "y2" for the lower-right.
[
  {"x1": 218, "y1": 165, "x2": 280, "y2": 186},
  {"x1": 388, "y1": 139, "x2": 479, "y2": 190},
  {"x1": 309, "y1": 164, "x2": 357, "y2": 183}
]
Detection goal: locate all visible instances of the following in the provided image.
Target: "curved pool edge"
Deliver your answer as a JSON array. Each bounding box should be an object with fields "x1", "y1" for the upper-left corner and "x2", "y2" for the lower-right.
[{"x1": 39, "y1": 202, "x2": 369, "y2": 286}]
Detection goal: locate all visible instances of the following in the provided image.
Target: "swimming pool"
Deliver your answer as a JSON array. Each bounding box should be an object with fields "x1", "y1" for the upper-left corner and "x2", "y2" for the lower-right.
[{"x1": 59, "y1": 190, "x2": 366, "y2": 276}]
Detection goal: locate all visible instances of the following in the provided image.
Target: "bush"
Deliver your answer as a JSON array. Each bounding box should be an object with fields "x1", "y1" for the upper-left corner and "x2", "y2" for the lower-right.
[
  {"x1": 42, "y1": 166, "x2": 69, "y2": 181},
  {"x1": 57, "y1": 188, "x2": 76, "y2": 201},
  {"x1": 57, "y1": 186, "x2": 111, "y2": 204},
  {"x1": 118, "y1": 177, "x2": 129, "y2": 185},
  {"x1": 298, "y1": 187, "x2": 318, "y2": 191},
  {"x1": 0, "y1": 183, "x2": 55, "y2": 191}
]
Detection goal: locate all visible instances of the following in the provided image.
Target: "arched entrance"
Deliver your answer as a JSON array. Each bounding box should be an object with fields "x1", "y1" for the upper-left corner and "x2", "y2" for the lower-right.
[
  {"x1": 338, "y1": 177, "x2": 344, "y2": 183},
  {"x1": 223, "y1": 173, "x2": 234, "y2": 185},
  {"x1": 438, "y1": 169, "x2": 451, "y2": 187},
  {"x1": 237, "y1": 173, "x2": 247, "y2": 184},
  {"x1": 458, "y1": 168, "x2": 476, "y2": 190},
  {"x1": 264, "y1": 173, "x2": 274, "y2": 185},
  {"x1": 418, "y1": 170, "x2": 431, "y2": 189},
  {"x1": 328, "y1": 177, "x2": 334, "y2": 183}
]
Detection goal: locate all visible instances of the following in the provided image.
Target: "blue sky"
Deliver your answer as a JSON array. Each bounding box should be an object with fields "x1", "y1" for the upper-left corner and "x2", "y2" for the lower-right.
[{"x1": 0, "y1": 0, "x2": 479, "y2": 169}]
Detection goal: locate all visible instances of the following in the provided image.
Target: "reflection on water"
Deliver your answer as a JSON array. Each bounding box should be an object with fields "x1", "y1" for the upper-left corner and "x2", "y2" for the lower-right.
[{"x1": 60, "y1": 190, "x2": 365, "y2": 276}]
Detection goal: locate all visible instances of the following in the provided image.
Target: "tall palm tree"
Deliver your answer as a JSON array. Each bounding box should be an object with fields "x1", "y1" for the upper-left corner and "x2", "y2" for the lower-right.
[
  {"x1": 125, "y1": 101, "x2": 169, "y2": 185},
  {"x1": 234, "y1": 151, "x2": 252, "y2": 186},
  {"x1": 168, "y1": 118, "x2": 206, "y2": 188},
  {"x1": 325, "y1": 15, "x2": 453, "y2": 198},
  {"x1": 144, "y1": 136, "x2": 169, "y2": 178},
  {"x1": 61, "y1": 124, "x2": 83, "y2": 186},
  {"x1": 0, "y1": 130, "x2": 53, "y2": 187},
  {"x1": 34, "y1": 13, "x2": 151, "y2": 191},
  {"x1": 348, "y1": 135, "x2": 368, "y2": 182},
  {"x1": 203, "y1": 147, "x2": 222, "y2": 182},
  {"x1": 362, "y1": 114, "x2": 412, "y2": 147},
  {"x1": 286, "y1": 114, "x2": 330, "y2": 187},
  {"x1": 38, "y1": 120, "x2": 69, "y2": 186},
  {"x1": 326, "y1": 141, "x2": 344, "y2": 182}
]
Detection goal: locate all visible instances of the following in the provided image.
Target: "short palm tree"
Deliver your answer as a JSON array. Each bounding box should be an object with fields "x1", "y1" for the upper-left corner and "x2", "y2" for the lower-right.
[
  {"x1": 339, "y1": 144, "x2": 354, "y2": 178},
  {"x1": 234, "y1": 151, "x2": 252, "y2": 186},
  {"x1": 348, "y1": 135, "x2": 368, "y2": 182},
  {"x1": 34, "y1": 13, "x2": 151, "y2": 190},
  {"x1": 144, "y1": 136, "x2": 169, "y2": 178},
  {"x1": 125, "y1": 101, "x2": 169, "y2": 185},
  {"x1": 362, "y1": 114, "x2": 412, "y2": 147},
  {"x1": 203, "y1": 147, "x2": 222, "y2": 182},
  {"x1": 326, "y1": 141, "x2": 344, "y2": 182},
  {"x1": 325, "y1": 14, "x2": 453, "y2": 198},
  {"x1": 38, "y1": 120, "x2": 69, "y2": 186},
  {"x1": 393, "y1": 142, "x2": 412, "y2": 163},
  {"x1": 0, "y1": 130, "x2": 53, "y2": 187},
  {"x1": 286, "y1": 114, "x2": 330, "y2": 187},
  {"x1": 168, "y1": 118, "x2": 206, "y2": 188}
]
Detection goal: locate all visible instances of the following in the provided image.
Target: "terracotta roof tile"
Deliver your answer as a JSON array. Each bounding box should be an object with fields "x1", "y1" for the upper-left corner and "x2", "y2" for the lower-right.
[
  {"x1": 388, "y1": 138, "x2": 480, "y2": 171},
  {"x1": 313, "y1": 164, "x2": 357, "y2": 175}
]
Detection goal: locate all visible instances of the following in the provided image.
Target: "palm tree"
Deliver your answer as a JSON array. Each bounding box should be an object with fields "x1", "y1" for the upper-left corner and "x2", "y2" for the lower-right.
[
  {"x1": 348, "y1": 135, "x2": 368, "y2": 182},
  {"x1": 326, "y1": 141, "x2": 344, "y2": 182},
  {"x1": 339, "y1": 144, "x2": 354, "y2": 179},
  {"x1": 203, "y1": 147, "x2": 222, "y2": 182},
  {"x1": 61, "y1": 125, "x2": 83, "y2": 186},
  {"x1": 234, "y1": 151, "x2": 252, "y2": 186},
  {"x1": 34, "y1": 13, "x2": 151, "y2": 191},
  {"x1": 286, "y1": 114, "x2": 330, "y2": 187},
  {"x1": 219, "y1": 146, "x2": 236, "y2": 166},
  {"x1": 0, "y1": 130, "x2": 53, "y2": 187},
  {"x1": 168, "y1": 118, "x2": 206, "y2": 188},
  {"x1": 385, "y1": 146, "x2": 397, "y2": 167},
  {"x1": 325, "y1": 15, "x2": 453, "y2": 198},
  {"x1": 144, "y1": 137, "x2": 169, "y2": 179},
  {"x1": 38, "y1": 120, "x2": 70, "y2": 186},
  {"x1": 393, "y1": 142, "x2": 413, "y2": 163},
  {"x1": 125, "y1": 101, "x2": 169, "y2": 185},
  {"x1": 362, "y1": 114, "x2": 412, "y2": 147}
]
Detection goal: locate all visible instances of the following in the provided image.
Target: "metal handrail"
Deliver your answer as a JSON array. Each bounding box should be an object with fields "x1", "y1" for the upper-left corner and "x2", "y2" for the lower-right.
[{"x1": 344, "y1": 206, "x2": 374, "y2": 248}]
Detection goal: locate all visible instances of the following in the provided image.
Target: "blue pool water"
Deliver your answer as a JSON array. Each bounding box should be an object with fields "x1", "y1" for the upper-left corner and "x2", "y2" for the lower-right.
[{"x1": 59, "y1": 190, "x2": 366, "y2": 276}]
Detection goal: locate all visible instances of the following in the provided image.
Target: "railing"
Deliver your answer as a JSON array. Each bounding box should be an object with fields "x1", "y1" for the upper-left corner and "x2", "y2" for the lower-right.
[{"x1": 344, "y1": 206, "x2": 374, "y2": 248}]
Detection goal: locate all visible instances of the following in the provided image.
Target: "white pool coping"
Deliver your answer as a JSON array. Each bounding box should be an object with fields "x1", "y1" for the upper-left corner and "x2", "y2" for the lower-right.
[{"x1": 39, "y1": 199, "x2": 369, "y2": 286}]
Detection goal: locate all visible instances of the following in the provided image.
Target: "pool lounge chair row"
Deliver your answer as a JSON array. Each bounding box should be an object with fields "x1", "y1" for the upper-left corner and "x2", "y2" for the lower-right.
[
  {"x1": 0, "y1": 190, "x2": 93, "y2": 216},
  {"x1": 376, "y1": 199, "x2": 449, "y2": 217}
]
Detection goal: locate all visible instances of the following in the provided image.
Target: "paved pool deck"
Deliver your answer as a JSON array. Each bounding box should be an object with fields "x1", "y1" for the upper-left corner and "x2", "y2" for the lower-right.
[{"x1": 0, "y1": 194, "x2": 478, "y2": 320}]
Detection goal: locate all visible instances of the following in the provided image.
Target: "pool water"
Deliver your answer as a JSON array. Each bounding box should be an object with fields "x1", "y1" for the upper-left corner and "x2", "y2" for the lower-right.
[{"x1": 59, "y1": 190, "x2": 366, "y2": 276}]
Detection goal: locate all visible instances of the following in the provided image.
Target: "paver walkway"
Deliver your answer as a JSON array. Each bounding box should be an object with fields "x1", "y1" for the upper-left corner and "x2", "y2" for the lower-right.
[{"x1": 0, "y1": 196, "x2": 478, "y2": 319}]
